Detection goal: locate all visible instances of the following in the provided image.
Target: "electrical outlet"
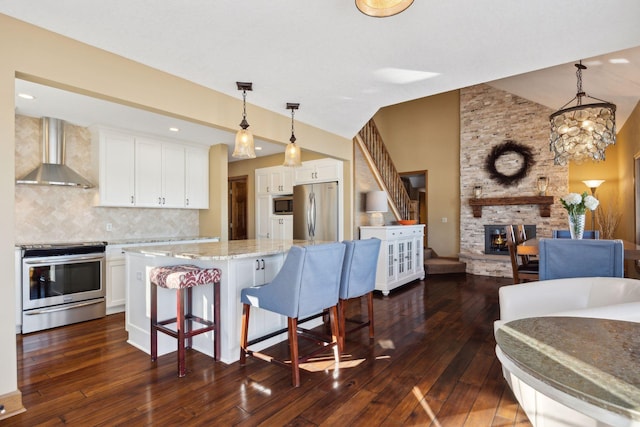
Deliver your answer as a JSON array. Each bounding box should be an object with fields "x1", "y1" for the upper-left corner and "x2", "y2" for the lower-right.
[
  {"x1": 441, "y1": 217, "x2": 448, "y2": 223},
  {"x1": 136, "y1": 271, "x2": 143, "y2": 281},
  {"x1": 106, "y1": 223, "x2": 113, "y2": 232}
]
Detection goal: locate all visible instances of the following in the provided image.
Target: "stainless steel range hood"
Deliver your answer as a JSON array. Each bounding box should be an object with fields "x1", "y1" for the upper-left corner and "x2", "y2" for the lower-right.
[{"x1": 16, "y1": 117, "x2": 94, "y2": 189}]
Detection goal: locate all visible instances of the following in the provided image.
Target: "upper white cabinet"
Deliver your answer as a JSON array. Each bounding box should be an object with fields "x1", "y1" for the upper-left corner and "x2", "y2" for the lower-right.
[
  {"x1": 92, "y1": 127, "x2": 208, "y2": 209},
  {"x1": 96, "y1": 129, "x2": 136, "y2": 206},
  {"x1": 294, "y1": 158, "x2": 342, "y2": 184},
  {"x1": 185, "y1": 146, "x2": 209, "y2": 209},
  {"x1": 256, "y1": 166, "x2": 294, "y2": 195}
]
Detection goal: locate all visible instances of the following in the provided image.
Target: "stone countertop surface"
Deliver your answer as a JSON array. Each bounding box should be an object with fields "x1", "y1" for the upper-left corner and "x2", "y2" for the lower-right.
[
  {"x1": 496, "y1": 316, "x2": 640, "y2": 421},
  {"x1": 106, "y1": 236, "x2": 218, "y2": 246},
  {"x1": 123, "y1": 239, "x2": 325, "y2": 260}
]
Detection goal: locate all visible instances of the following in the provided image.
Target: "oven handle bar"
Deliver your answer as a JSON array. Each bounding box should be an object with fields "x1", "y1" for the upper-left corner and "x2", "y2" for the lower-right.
[
  {"x1": 23, "y1": 255, "x2": 104, "y2": 265},
  {"x1": 23, "y1": 299, "x2": 104, "y2": 315}
]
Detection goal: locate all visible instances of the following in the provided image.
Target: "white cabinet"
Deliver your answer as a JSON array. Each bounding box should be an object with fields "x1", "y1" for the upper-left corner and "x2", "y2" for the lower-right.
[
  {"x1": 185, "y1": 146, "x2": 209, "y2": 209},
  {"x1": 360, "y1": 225, "x2": 425, "y2": 296},
  {"x1": 270, "y1": 216, "x2": 293, "y2": 240},
  {"x1": 106, "y1": 246, "x2": 126, "y2": 314},
  {"x1": 256, "y1": 166, "x2": 294, "y2": 195},
  {"x1": 294, "y1": 158, "x2": 342, "y2": 184},
  {"x1": 135, "y1": 138, "x2": 185, "y2": 208},
  {"x1": 96, "y1": 129, "x2": 136, "y2": 206},
  {"x1": 92, "y1": 127, "x2": 208, "y2": 209},
  {"x1": 232, "y1": 255, "x2": 286, "y2": 342},
  {"x1": 256, "y1": 194, "x2": 272, "y2": 239}
]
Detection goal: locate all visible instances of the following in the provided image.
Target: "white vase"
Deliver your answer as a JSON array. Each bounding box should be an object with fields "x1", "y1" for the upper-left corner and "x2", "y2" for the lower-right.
[{"x1": 569, "y1": 213, "x2": 586, "y2": 239}]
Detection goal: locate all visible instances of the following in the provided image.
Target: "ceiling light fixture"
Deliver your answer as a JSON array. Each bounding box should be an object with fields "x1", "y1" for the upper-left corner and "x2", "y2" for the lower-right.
[
  {"x1": 283, "y1": 103, "x2": 301, "y2": 167},
  {"x1": 355, "y1": 0, "x2": 413, "y2": 17},
  {"x1": 549, "y1": 61, "x2": 616, "y2": 166},
  {"x1": 232, "y1": 82, "x2": 256, "y2": 159}
]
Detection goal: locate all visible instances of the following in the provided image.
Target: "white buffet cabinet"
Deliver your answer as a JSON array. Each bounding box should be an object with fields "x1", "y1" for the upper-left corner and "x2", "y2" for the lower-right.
[
  {"x1": 360, "y1": 225, "x2": 425, "y2": 295},
  {"x1": 124, "y1": 239, "x2": 321, "y2": 365}
]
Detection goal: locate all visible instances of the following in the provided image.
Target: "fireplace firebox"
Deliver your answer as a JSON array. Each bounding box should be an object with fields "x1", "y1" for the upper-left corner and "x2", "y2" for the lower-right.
[{"x1": 483, "y1": 224, "x2": 536, "y2": 255}]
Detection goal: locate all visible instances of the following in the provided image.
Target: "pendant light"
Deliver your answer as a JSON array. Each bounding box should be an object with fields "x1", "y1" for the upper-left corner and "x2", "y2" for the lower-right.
[
  {"x1": 232, "y1": 82, "x2": 256, "y2": 159},
  {"x1": 355, "y1": 0, "x2": 414, "y2": 17},
  {"x1": 283, "y1": 103, "x2": 302, "y2": 167},
  {"x1": 549, "y1": 61, "x2": 616, "y2": 166}
]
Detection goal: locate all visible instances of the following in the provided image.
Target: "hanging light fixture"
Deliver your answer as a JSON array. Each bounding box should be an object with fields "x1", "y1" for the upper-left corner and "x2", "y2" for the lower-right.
[
  {"x1": 283, "y1": 103, "x2": 302, "y2": 167},
  {"x1": 232, "y1": 82, "x2": 256, "y2": 159},
  {"x1": 355, "y1": 0, "x2": 413, "y2": 17},
  {"x1": 549, "y1": 61, "x2": 616, "y2": 166}
]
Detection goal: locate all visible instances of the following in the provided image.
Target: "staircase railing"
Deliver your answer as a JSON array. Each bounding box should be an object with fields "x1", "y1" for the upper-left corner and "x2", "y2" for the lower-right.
[{"x1": 355, "y1": 119, "x2": 410, "y2": 220}]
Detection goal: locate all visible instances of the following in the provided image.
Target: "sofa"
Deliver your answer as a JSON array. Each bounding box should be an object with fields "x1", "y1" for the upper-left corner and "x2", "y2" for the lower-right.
[{"x1": 495, "y1": 277, "x2": 640, "y2": 427}]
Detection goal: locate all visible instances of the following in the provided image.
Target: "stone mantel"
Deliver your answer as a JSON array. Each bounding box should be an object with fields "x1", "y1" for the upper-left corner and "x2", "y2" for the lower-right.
[{"x1": 468, "y1": 196, "x2": 554, "y2": 218}]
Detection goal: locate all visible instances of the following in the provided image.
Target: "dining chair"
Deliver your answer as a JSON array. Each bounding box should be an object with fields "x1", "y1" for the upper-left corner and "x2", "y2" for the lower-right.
[
  {"x1": 552, "y1": 229, "x2": 600, "y2": 239},
  {"x1": 239, "y1": 242, "x2": 346, "y2": 387},
  {"x1": 337, "y1": 238, "x2": 381, "y2": 348},
  {"x1": 538, "y1": 238, "x2": 623, "y2": 280},
  {"x1": 515, "y1": 224, "x2": 537, "y2": 265},
  {"x1": 505, "y1": 225, "x2": 539, "y2": 284}
]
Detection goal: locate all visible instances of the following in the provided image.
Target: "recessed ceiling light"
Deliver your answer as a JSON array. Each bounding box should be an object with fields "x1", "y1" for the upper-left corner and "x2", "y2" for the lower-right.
[
  {"x1": 255, "y1": 146, "x2": 262, "y2": 151},
  {"x1": 169, "y1": 127, "x2": 179, "y2": 132},
  {"x1": 609, "y1": 58, "x2": 629, "y2": 64},
  {"x1": 18, "y1": 93, "x2": 35, "y2": 100}
]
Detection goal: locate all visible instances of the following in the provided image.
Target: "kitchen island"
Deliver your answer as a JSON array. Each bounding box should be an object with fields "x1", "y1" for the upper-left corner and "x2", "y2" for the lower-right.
[{"x1": 124, "y1": 239, "x2": 322, "y2": 364}]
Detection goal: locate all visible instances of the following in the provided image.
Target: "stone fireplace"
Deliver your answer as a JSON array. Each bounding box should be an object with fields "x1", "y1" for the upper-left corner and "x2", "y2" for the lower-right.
[{"x1": 458, "y1": 84, "x2": 568, "y2": 278}]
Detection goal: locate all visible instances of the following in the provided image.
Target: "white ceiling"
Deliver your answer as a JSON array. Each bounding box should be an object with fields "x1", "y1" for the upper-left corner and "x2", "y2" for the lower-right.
[{"x1": 4, "y1": 1, "x2": 640, "y2": 152}]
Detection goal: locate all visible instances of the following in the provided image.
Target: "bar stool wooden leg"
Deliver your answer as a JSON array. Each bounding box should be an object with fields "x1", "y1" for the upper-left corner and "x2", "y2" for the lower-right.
[
  {"x1": 288, "y1": 317, "x2": 300, "y2": 387},
  {"x1": 239, "y1": 304, "x2": 250, "y2": 365},
  {"x1": 367, "y1": 292, "x2": 374, "y2": 340},
  {"x1": 151, "y1": 281, "x2": 158, "y2": 362},
  {"x1": 177, "y1": 288, "x2": 186, "y2": 377},
  {"x1": 213, "y1": 281, "x2": 220, "y2": 361}
]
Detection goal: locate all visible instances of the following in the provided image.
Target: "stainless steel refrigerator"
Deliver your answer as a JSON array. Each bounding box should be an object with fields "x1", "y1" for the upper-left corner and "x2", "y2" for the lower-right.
[{"x1": 293, "y1": 181, "x2": 339, "y2": 241}]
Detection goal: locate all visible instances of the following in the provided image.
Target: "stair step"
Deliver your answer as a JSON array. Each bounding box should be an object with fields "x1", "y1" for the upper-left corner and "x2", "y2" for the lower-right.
[{"x1": 424, "y1": 258, "x2": 466, "y2": 275}]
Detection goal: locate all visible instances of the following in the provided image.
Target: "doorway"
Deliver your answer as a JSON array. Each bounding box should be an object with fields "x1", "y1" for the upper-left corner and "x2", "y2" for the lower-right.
[
  {"x1": 228, "y1": 176, "x2": 248, "y2": 240},
  {"x1": 400, "y1": 170, "x2": 428, "y2": 248}
]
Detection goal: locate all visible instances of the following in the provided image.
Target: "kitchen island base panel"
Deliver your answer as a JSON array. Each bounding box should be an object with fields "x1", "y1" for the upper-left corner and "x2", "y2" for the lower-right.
[{"x1": 125, "y1": 247, "x2": 322, "y2": 365}]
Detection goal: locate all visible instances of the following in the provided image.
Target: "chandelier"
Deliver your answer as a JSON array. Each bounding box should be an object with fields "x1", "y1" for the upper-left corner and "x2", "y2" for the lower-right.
[
  {"x1": 283, "y1": 103, "x2": 302, "y2": 167},
  {"x1": 355, "y1": 0, "x2": 413, "y2": 17},
  {"x1": 549, "y1": 61, "x2": 616, "y2": 166},
  {"x1": 232, "y1": 82, "x2": 256, "y2": 159}
]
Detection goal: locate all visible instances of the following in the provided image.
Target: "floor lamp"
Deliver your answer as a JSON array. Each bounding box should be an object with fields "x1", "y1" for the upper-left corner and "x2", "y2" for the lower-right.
[{"x1": 582, "y1": 179, "x2": 605, "y2": 235}]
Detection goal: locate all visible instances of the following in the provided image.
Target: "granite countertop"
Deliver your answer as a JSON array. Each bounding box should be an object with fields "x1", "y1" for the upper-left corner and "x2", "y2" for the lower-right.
[
  {"x1": 106, "y1": 236, "x2": 218, "y2": 246},
  {"x1": 123, "y1": 239, "x2": 322, "y2": 260},
  {"x1": 496, "y1": 316, "x2": 640, "y2": 422}
]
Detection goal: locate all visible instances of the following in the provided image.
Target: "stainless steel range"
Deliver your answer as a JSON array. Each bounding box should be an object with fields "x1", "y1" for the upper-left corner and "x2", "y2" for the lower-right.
[{"x1": 21, "y1": 242, "x2": 106, "y2": 334}]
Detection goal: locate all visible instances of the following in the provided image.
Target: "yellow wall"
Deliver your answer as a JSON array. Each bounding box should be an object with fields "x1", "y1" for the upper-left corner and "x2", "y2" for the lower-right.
[
  {"x1": 615, "y1": 101, "x2": 640, "y2": 242},
  {"x1": 372, "y1": 91, "x2": 461, "y2": 257},
  {"x1": 0, "y1": 13, "x2": 351, "y2": 409},
  {"x1": 568, "y1": 139, "x2": 621, "y2": 235}
]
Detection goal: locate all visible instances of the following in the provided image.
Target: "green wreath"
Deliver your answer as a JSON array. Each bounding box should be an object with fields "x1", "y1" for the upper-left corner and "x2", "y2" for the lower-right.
[{"x1": 485, "y1": 140, "x2": 535, "y2": 186}]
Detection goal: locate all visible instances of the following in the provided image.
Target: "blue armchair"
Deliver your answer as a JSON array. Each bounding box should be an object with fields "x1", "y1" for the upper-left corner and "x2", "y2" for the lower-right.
[
  {"x1": 239, "y1": 242, "x2": 346, "y2": 387},
  {"x1": 539, "y1": 238, "x2": 623, "y2": 280},
  {"x1": 338, "y1": 238, "x2": 381, "y2": 347}
]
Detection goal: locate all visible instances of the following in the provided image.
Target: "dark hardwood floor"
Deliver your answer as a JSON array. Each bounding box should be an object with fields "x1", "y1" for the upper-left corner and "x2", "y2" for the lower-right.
[{"x1": 7, "y1": 273, "x2": 532, "y2": 426}]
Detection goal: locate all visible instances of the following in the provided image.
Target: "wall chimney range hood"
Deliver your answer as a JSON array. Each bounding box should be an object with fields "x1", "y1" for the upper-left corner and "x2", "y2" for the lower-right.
[{"x1": 16, "y1": 117, "x2": 94, "y2": 188}]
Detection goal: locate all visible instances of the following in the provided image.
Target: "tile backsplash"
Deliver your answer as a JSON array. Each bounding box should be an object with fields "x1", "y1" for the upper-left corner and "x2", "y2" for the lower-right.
[{"x1": 14, "y1": 115, "x2": 199, "y2": 244}]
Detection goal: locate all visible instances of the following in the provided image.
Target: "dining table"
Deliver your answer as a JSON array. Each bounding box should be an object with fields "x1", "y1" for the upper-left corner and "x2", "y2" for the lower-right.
[{"x1": 517, "y1": 238, "x2": 640, "y2": 260}]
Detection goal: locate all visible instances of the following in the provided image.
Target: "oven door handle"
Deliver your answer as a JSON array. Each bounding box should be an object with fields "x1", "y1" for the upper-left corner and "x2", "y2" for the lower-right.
[
  {"x1": 23, "y1": 255, "x2": 104, "y2": 265},
  {"x1": 24, "y1": 299, "x2": 104, "y2": 315}
]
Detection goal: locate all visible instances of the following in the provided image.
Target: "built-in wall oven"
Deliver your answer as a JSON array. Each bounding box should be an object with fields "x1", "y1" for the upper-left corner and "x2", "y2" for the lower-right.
[{"x1": 21, "y1": 242, "x2": 106, "y2": 334}]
